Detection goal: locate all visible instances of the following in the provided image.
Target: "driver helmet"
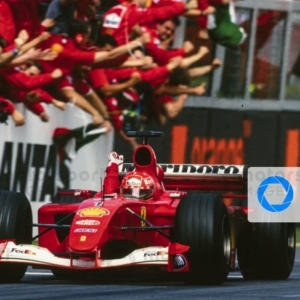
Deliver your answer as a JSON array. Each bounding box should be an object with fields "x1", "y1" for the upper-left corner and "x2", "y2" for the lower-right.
[{"x1": 121, "y1": 172, "x2": 155, "y2": 200}]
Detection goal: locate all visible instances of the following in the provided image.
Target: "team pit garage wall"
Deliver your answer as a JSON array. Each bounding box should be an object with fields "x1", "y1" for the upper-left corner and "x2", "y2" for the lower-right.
[{"x1": 114, "y1": 107, "x2": 300, "y2": 168}]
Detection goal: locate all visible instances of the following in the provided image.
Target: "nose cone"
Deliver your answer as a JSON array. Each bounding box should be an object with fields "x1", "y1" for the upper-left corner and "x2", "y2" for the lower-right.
[{"x1": 69, "y1": 203, "x2": 110, "y2": 252}]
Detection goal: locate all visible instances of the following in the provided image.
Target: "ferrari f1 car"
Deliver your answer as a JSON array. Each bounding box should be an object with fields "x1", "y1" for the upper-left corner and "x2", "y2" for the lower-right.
[{"x1": 0, "y1": 131, "x2": 295, "y2": 284}]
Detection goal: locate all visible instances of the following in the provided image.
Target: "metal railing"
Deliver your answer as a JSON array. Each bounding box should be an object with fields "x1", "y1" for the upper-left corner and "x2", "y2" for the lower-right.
[{"x1": 182, "y1": 0, "x2": 300, "y2": 111}]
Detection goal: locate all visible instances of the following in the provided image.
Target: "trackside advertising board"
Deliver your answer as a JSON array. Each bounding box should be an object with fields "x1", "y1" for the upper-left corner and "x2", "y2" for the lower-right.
[
  {"x1": 0, "y1": 103, "x2": 113, "y2": 233},
  {"x1": 115, "y1": 108, "x2": 300, "y2": 169}
]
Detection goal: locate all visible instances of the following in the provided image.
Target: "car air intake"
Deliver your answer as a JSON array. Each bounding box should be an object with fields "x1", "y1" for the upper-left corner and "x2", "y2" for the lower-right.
[{"x1": 135, "y1": 147, "x2": 151, "y2": 166}]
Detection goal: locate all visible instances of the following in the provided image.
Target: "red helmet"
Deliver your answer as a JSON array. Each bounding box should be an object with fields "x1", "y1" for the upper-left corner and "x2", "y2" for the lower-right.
[{"x1": 121, "y1": 172, "x2": 155, "y2": 200}]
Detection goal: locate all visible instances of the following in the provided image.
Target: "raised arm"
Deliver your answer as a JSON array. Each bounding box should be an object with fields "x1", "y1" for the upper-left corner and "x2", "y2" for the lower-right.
[
  {"x1": 93, "y1": 33, "x2": 150, "y2": 63},
  {"x1": 5, "y1": 32, "x2": 51, "y2": 66},
  {"x1": 155, "y1": 82, "x2": 206, "y2": 96},
  {"x1": 0, "y1": 30, "x2": 29, "y2": 67}
]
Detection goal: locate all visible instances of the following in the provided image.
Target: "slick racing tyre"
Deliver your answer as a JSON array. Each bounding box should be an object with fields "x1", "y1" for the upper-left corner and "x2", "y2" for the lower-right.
[
  {"x1": 0, "y1": 190, "x2": 32, "y2": 282},
  {"x1": 237, "y1": 222, "x2": 295, "y2": 280},
  {"x1": 173, "y1": 193, "x2": 231, "y2": 285}
]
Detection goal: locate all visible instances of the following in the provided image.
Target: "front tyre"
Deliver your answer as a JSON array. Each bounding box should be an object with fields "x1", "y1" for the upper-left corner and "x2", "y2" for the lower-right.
[
  {"x1": 0, "y1": 190, "x2": 32, "y2": 282},
  {"x1": 173, "y1": 194, "x2": 231, "y2": 285}
]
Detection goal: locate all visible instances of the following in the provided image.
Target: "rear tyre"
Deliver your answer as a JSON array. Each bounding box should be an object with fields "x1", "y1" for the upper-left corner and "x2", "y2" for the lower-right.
[
  {"x1": 0, "y1": 190, "x2": 32, "y2": 282},
  {"x1": 237, "y1": 222, "x2": 295, "y2": 280},
  {"x1": 173, "y1": 194, "x2": 231, "y2": 285}
]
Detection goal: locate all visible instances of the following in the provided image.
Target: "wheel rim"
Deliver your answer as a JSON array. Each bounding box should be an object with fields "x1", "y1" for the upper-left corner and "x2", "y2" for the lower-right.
[
  {"x1": 287, "y1": 223, "x2": 295, "y2": 265},
  {"x1": 222, "y1": 215, "x2": 231, "y2": 265}
]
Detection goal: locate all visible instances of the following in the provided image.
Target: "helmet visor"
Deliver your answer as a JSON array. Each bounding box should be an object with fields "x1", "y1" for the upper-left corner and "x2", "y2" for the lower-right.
[{"x1": 122, "y1": 188, "x2": 153, "y2": 200}]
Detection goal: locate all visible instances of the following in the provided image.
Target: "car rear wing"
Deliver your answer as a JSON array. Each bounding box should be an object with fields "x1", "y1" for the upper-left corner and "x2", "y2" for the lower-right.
[{"x1": 119, "y1": 164, "x2": 248, "y2": 192}]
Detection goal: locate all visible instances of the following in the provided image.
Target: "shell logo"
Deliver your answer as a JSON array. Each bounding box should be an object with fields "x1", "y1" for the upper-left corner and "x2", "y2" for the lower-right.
[{"x1": 77, "y1": 207, "x2": 110, "y2": 217}]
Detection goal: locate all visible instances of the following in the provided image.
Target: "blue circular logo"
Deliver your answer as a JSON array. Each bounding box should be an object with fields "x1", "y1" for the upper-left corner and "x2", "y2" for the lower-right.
[{"x1": 257, "y1": 176, "x2": 293, "y2": 212}]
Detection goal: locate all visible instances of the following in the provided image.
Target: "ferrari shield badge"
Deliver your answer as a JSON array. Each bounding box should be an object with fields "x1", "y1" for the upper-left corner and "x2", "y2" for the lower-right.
[{"x1": 141, "y1": 206, "x2": 146, "y2": 227}]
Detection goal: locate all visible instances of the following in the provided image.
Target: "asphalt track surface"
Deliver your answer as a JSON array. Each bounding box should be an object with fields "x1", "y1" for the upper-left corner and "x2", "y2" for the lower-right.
[{"x1": 1, "y1": 248, "x2": 300, "y2": 300}]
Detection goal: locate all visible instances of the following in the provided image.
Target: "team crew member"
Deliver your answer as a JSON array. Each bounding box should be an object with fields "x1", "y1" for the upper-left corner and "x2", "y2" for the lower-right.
[
  {"x1": 75, "y1": 0, "x2": 101, "y2": 22},
  {"x1": 0, "y1": 31, "x2": 55, "y2": 68},
  {"x1": 141, "y1": 18, "x2": 188, "y2": 66},
  {"x1": 0, "y1": 96, "x2": 25, "y2": 126},
  {"x1": 36, "y1": 28, "x2": 150, "y2": 125},
  {"x1": 0, "y1": 0, "x2": 16, "y2": 45},
  {"x1": 0, "y1": 63, "x2": 65, "y2": 122},
  {"x1": 87, "y1": 34, "x2": 143, "y2": 99},
  {"x1": 45, "y1": 0, "x2": 78, "y2": 34},
  {"x1": 101, "y1": 0, "x2": 186, "y2": 46}
]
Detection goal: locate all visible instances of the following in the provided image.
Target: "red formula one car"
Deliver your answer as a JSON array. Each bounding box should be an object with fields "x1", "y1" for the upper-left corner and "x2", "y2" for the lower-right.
[{"x1": 0, "y1": 131, "x2": 296, "y2": 284}]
